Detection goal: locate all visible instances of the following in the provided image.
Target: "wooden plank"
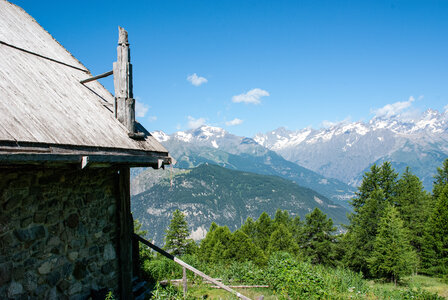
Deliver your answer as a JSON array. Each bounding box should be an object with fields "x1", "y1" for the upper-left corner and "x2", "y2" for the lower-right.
[
  {"x1": 118, "y1": 167, "x2": 133, "y2": 299},
  {"x1": 133, "y1": 234, "x2": 251, "y2": 300},
  {"x1": 210, "y1": 285, "x2": 269, "y2": 289}
]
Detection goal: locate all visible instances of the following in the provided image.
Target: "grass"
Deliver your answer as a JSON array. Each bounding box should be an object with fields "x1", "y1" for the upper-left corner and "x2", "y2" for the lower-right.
[
  {"x1": 367, "y1": 275, "x2": 448, "y2": 299},
  {"x1": 187, "y1": 284, "x2": 276, "y2": 299},
  {"x1": 168, "y1": 275, "x2": 448, "y2": 299}
]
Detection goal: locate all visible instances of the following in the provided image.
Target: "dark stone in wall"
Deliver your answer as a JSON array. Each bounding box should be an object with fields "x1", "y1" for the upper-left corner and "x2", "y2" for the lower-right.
[
  {"x1": 0, "y1": 262, "x2": 12, "y2": 285},
  {"x1": 66, "y1": 213, "x2": 79, "y2": 229}
]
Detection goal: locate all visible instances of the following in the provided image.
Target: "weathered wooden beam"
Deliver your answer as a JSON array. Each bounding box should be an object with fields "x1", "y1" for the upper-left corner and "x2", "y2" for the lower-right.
[
  {"x1": 0, "y1": 153, "x2": 171, "y2": 168},
  {"x1": 80, "y1": 70, "x2": 113, "y2": 84},
  {"x1": 0, "y1": 140, "x2": 170, "y2": 159},
  {"x1": 118, "y1": 168, "x2": 133, "y2": 299},
  {"x1": 133, "y1": 234, "x2": 251, "y2": 300}
]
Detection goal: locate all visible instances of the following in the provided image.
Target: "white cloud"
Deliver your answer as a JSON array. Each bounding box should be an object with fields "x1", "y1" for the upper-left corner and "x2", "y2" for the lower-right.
[
  {"x1": 373, "y1": 96, "x2": 415, "y2": 118},
  {"x1": 321, "y1": 116, "x2": 351, "y2": 128},
  {"x1": 187, "y1": 73, "x2": 208, "y2": 86},
  {"x1": 444, "y1": 104, "x2": 448, "y2": 112},
  {"x1": 187, "y1": 116, "x2": 206, "y2": 129},
  {"x1": 225, "y1": 118, "x2": 243, "y2": 126},
  {"x1": 232, "y1": 88, "x2": 269, "y2": 105},
  {"x1": 148, "y1": 116, "x2": 157, "y2": 122},
  {"x1": 135, "y1": 100, "x2": 149, "y2": 118}
]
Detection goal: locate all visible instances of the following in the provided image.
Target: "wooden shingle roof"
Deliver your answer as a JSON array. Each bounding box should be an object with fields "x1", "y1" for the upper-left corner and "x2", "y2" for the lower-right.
[{"x1": 0, "y1": 1, "x2": 171, "y2": 167}]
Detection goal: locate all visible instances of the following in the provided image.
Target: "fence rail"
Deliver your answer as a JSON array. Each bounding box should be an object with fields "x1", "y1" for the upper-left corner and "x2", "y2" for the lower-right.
[{"x1": 133, "y1": 233, "x2": 252, "y2": 300}]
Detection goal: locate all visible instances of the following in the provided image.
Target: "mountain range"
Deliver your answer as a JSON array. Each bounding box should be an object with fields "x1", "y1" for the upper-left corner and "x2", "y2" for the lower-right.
[
  {"x1": 152, "y1": 126, "x2": 355, "y2": 207},
  {"x1": 131, "y1": 164, "x2": 348, "y2": 245},
  {"x1": 254, "y1": 109, "x2": 448, "y2": 189}
]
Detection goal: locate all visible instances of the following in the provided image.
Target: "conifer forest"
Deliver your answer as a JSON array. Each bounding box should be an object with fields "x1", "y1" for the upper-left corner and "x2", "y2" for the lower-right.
[{"x1": 135, "y1": 159, "x2": 448, "y2": 299}]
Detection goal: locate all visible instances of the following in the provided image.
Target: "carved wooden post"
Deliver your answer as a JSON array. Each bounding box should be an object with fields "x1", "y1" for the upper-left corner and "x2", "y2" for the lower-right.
[{"x1": 113, "y1": 27, "x2": 135, "y2": 133}]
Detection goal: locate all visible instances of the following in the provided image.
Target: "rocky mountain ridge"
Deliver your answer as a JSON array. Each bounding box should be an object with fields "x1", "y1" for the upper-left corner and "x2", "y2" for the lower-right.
[
  {"x1": 254, "y1": 109, "x2": 448, "y2": 188},
  {"x1": 151, "y1": 125, "x2": 355, "y2": 207}
]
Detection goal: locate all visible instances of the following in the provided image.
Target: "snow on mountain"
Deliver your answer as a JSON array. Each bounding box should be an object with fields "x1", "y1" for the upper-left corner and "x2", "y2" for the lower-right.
[
  {"x1": 255, "y1": 109, "x2": 448, "y2": 190},
  {"x1": 151, "y1": 125, "x2": 355, "y2": 207}
]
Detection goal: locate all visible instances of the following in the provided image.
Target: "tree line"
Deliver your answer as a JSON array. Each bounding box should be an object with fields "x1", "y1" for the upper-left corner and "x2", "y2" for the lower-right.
[{"x1": 148, "y1": 158, "x2": 448, "y2": 284}]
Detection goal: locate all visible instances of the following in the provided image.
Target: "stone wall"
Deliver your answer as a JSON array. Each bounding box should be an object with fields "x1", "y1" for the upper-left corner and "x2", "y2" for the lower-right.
[{"x1": 0, "y1": 167, "x2": 121, "y2": 299}]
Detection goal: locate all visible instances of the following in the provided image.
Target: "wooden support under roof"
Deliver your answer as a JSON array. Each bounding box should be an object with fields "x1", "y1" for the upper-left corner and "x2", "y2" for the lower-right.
[{"x1": 80, "y1": 70, "x2": 113, "y2": 84}]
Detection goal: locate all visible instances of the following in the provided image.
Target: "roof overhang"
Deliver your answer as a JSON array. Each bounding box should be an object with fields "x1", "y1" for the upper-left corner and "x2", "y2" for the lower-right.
[{"x1": 0, "y1": 141, "x2": 172, "y2": 169}]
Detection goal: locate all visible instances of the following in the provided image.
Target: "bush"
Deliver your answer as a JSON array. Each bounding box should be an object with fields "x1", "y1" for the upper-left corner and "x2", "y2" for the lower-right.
[{"x1": 266, "y1": 252, "x2": 327, "y2": 299}]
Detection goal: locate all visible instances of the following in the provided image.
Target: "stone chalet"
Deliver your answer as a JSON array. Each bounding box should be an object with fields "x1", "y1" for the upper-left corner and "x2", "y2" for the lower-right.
[{"x1": 0, "y1": 1, "x2": 172, "y2": 299}]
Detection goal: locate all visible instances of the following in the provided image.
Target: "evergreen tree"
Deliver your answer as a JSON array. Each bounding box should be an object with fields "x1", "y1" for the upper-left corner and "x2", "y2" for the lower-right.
[
  {"x1": 199, "y1": 224, "x2": 232, "y2": 263},
  {"x1": 290, "y1": 215, "x2": 304, "y2": 242},
  {"x1": 300, "y1": 208, "x2": 336, "y2": 265},
  {"x1": 368, "y1": 205, "x2": 417, "y2": 284},
  {"x1": 395, "y1": 167, "x2": 431, "y2": 256},
  {"x1": 344, "y1": 189, "x2": 386, "y2": 275},
  {"x1": 345, "y1": 162, "x2": 399, "y2": 275},
  {"x1": 164, "y1": 209, "x2": 194, "y2": 256},
  {"x1": 351, "y1": 162, "x2": 398, "y2": 212},
  {"x1": 351, "y1": 164, "x2": 381, "y2": 211},
  {"x1": 379, "y1": 161, "x2": 398, "y2": 202},
  {"x1": 241, "y1": 217, "x2": 257, "y2": 241},
  {"x1": 421, "y1": 184, "x2": 448, "y2": 275},
  {"x1": 228, "y1": 229, "x2": 266, "y2": 265},
  {"x1": 433, "y1": 158, "x2": 448, "y2": 200},
  {"x1": 254, "y1": 212, "x2": 273, "y2": 252},
  {"x1": 273, "y1": 209, "x2": 292, "y2": 229},
  {"x1": 268, "y1": 223, "x2": 297, "y2": 255}
]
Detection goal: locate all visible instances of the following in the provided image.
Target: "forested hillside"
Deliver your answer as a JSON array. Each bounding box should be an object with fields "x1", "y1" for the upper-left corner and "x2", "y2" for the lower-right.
[{"x1": 131, "y1": 163, "x2": 348, "y2": 245}]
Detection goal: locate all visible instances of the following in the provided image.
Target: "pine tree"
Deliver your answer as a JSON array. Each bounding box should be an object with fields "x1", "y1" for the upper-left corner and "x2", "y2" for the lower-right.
[
  {"x1": 228, "y1": 230, "x2": 266, "y2": 265},
  {"x1": 351, "y1": 164, "x2": 381, "y2": 211},
  {"x1": 273, "y1": 209, "x2": 292, "y2": 229},
  {"x1": 350, "y1": 162, "x2": 398, "y2": 212},
  {"x1": 421, "y1": 184, "x2": 448, "y2": 275},
  {"x1": 300, "y1": 208, "x2": 336, "y2": 265},
  {"x1": 254, "y1": 212, "x2": 273, "y2": 252},
  {"x1": 164, "y1": 209, "x2": 193, "y2": 256},
  {"x1": 241, "y1": 217, "x2": 257, "y2": 241},
  {"x1": 268, "y1": 223, "x2": 297, "y2": 255},
  {"x1": 344, "y1": 189, "x2": 386, "y2": 275},
  {"x1": 395, "y1": 167, "x2": 431, "y2": 256},
  {"x1": 345, "y1": 162, "x2": 399, "y2": 275},
  {"x1": 433, "y1": 158, "x2": 448, "y2": 200},
  {"x1": 199, "y1": 224, "x2": 232, "y2": 263},
  {"x1": 368, "y1": 205, "x2": 417, "y2": 284}
]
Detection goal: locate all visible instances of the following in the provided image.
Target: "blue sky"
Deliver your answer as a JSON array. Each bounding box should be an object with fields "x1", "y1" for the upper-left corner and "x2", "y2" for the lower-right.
[{"x1": 11, "y1": 0, "x2": 448, "y2": 136}]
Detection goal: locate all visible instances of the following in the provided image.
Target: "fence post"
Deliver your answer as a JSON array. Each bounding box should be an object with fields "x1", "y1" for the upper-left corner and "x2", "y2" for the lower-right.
[{"x1": 182, "y1": 267, "x2": 187, "y2": 297}]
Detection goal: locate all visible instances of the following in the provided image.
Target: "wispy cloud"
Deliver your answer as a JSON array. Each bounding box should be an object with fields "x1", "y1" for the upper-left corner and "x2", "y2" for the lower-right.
[
  {"x1": 321, "y1": 116, "x2": 351, "y2": 128},
  {"x1": 444, "y1": 104, "x2": 448, "y2": 112},
  {"x1": 135, "y1": 99, "x2": 149, "y2": 118},
  {"x1": 187, "y1": 73, "x2": 208, "y2": 86},
  {"x1": 187, "y1": 116, "x2": 206, "y2": 129},
  {"x1": 148, "y1": 116, "x2": 157, "y2": 122},
  {"x1": 232, "y1": 88, "x2": 269, "y2": 105},
  {"x1": 225, "y1": 118, "x2": 243, "y2": 126},
  {"x1": 372, "y1": 96, "x2": 415, "y2": 118}
]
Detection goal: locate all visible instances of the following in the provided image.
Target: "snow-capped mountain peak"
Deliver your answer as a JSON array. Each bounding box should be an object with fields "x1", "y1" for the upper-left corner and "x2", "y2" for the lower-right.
[{"x1": 151, "y1": 130, "x2": 171, "y2": 142}]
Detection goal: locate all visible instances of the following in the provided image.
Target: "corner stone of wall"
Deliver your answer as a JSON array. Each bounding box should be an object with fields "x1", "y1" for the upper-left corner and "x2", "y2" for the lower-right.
[{"x1": 0, "y1": 167, "x2": 120, "y2": 299}]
